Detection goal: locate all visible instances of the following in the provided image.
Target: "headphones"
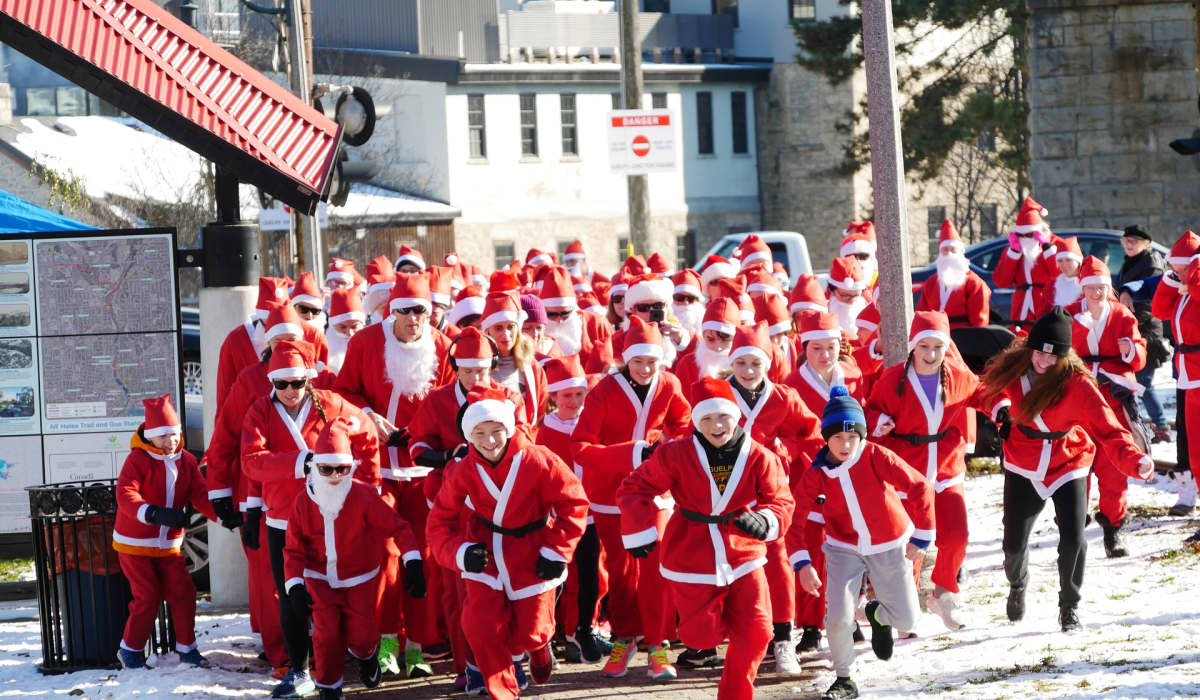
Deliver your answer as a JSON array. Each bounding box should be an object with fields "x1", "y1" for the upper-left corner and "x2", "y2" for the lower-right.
[{"x1": 448, "y1": 333, "x2": 500, "y2": 372}]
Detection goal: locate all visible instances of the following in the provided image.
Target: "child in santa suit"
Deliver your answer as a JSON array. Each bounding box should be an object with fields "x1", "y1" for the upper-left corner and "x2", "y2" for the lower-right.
[
  {"x1": 672, "y1": 298, "x2": 739, "y2": 400},
  {"x1": 283, "y1": 418, "x2": 425, "y2": 700},
  {"x1": 427, "y1": 383, "x2": 590, "y2": 699},
  {"x1": 789, "y1": 387, "x2": 935, "y2": 700},
  {"x1": 1050, "y1": 236, "x2": 1085, "y2": 308},
  {"x1": 113, "y1": 395, "x2": 216, "y2": 669},
  {"x1": 618, "y1": 377, "x2": 793, "y2": 700}
]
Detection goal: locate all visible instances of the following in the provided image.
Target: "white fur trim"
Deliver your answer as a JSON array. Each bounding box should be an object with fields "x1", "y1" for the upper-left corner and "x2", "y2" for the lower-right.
[
  {"x1": 538, "y1": 546, "x2": 567, "y2": 563},
  {"x1": 827, "y1": 276, "x2": 868, "y2": 292},
  {"x1": 454, "y1": 357, "x2": 493, "y2": 368},
  {"x1": 268, "y1": 366, "x2": 315, "y2": 381},
  {"x1": 939, "y1": 240, "x2": 964, "y2": 251},
  {"x1": 691, "y1": 397, "x2": 740, "y2": 427},
  {"x1": 907, "y1": 329, "x2": 950, "y2": 352},
  {"x1": 840, "y1": 240, "x2": 877, "y2": 256},
  {"x1": 747, "y1": 282, "x2": 777, "y2": 294},
  {"x1": 701, "y1": 320, "x2": 736, "y2": 336},
  {"x1": 313, "y1": 453, "x2": 354, "y2": 465},
  {"x1": 608, "y1": 283, "x2": 629, "y2": 295},
  {"x1": 448, "y1": 297, "x2": 486, "y2": 325},
  {"x1": 461, "y1": 398, "x2": 516, "y2": 437},
  {"x1": 541, "y1": 297, "x2": 579, "y2": 310},
  {"x1": 481, "y1": 309, "x2": 522, "y2": 330},
  {"x1": 325, "y1": 271, "x2": 353, "y2": 285},
  {"x1": 1013, "y1": 223, "x2": 1043, "y2": 233},
  {"x1": 528, "y1": 254, "x2": 553, "y2": 267},
  {"x1": 389, "y1": 297, "x2": 431, "y2": 313},
  {"x1": 700, "y1": 262, "x2": 737, "y2": 287},
  {"x1": 563, "y1": 252, "x2": 585, "y2": 262},
  {"x1": 674, "y1": 284, "x2": 703, "y2": 300},
  {"x1": 800, "y1": 328, "x2": 842, "y2": 343},
  {"x1": 285, "y1": 577, "x2": 304, "y2": 593},
  {"x1": 740, "y1": 251, "x2": 772, "y2": 269},
  {"x1": 856, "y1": 318, "x2": 879, "y2": 331},
  {"x1": 622, "y1": 342, "x2": 664, "y2": 364},
  {"x1": 622, "y1": 526, "x2": 658, "y2": 549},
  {"x1": 625, "y1": 279, "x2": 674, "y2": 308},
  {"x1": 143, "y1": 424, "x2": 181, "y2": 438},
  {"x1": 1055, "y1": 251, "x2": 1083, "y2": 263},
  {"x1": 729, "y1": 345, "x2": 770, "y2": 366},
  {"x1": 265, "y1": 322, "x2": 304, "y2": 341},
  {"x1": 547, "y1": 376, "x2": 588, "y2": 393},
  {"x1": 455, "y1": 542, "x2": 476, "y2": 572},
  {"x1": 789, "y1": 300, "x2": 825, "y2": 313},
  {"x1": 329, "y1": 311, "x2": 367, "y2": 325},
  {"x1": 431, "y1": 291, "x2": 452, "y2": 306},
  {"x1": 1167, "y1": 255, "x2": 1196, "y2": 266},
  {"x1": 292, "y1": 294, "x2": 323, "y2": 308},
  {"x1": 1079, "y1": 275, "x2": 1109, "y2": 288},
  {"x1": 767, "y1": 320, "x2": 792, "y2": 336},
  {"x1": 396, "y1": 254, "x2": 426, "y2": 270}
]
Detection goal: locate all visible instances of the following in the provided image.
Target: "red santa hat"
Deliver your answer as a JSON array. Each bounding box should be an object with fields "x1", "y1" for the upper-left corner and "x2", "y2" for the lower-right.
[
  {"x1": 856, "y1": 302, "x2": 880, "y2": 335},
  {"x1": 1055, "y1": 236, "x2": 1083, "y2": 264},
  {"x1": 264, "y1": 301, "x2": 305, "y2": 342},
  {"x1": 563, "y1": 240, "x2": 586, "y2": 263},
  {"x1": 1168, "y1": 230, "x2": 1200, "y2": 265},
  {"x1": 753, "y1": 293, "x2": 792, "y2": 337},
  {"x1": 489, "y1": 269, "x2": 521, "y2": 296},
  {"x1": 621, "y1": 315, "x2": 665, "y2": 364},
  {"x1": 443, "y1": 251, "x2": 461, "y2": 267},
  {"x1": 646, "y1": 252, "x2": 672, "y2": 275},
  {"x1": 578, "y1": 291, "x2": 605, "y2": 315},
  {"x1": 672, "y1": 269, "x2": 704, "y2": 301},
  {"x1": 325, "y1": 257, "x2": 356, "y2": 286},
  {"x1": 840, "y1": 221, "x2": 877, "y2": 257},
  {"x1": 525, "y1": 248, "x2": 554, "y2": 269},
  {"x1": 480, "y1": 292, "x2": 524, "y2": 330},
  {"x1": 364, "y1": 255, "x2": 396, "y2": 308},
  {"x1": 712, "y1": 277, "x2": 755, "y2": 323},
  {"x1": 461, "y1": 381, "x2": 517, "y2": 437},
  {"x1": 607, "y1": 272, "x2": 631, "y2": 298},
  {"x1": 737, "y1": 235, "x2": 773, "y2": 270},
  {"x1": 544, "y1": 353, "x2": 588, "y2": 393},
  {"x1": 268, "y1": 339, "x2": 317, "y2": 381},
  {"x1": 426, "y1": 266, "x2": 455, "y2": 307},
  {"x1": 571, "y1": 275, "x2": 593, "y2": 294},
  {"x1": 396, "y1": 245, "x2": 427, "y2": 271},
  {"x1": 142, "y1": 394, "x2": 181, "y2": 438},
  {"x1": 772, "y1": 262, "x2": 789, "y2": 288},
  {"x1": 938, "y1": 220, "x2": 964, "y2": 253},
  {"x1": 789, "y1": 274, "x2": 827, "y2": 314},
  {"x1": 729, "y1": 322, "x2": 773, "y2": 367},
  {"x1": 255, "y1": 277, "x2": 290, "y2": 319},
  {"x1": 797, "y1": 309, "x2": 842, "y2": 343},
  {"x1": 1014, "y1": 197, "x2": 1049, "y2": 234},
  {"x1": 313, "y1": 416, "x2": 357, "y2": 466},
  {"x1": 689, "y1": 376, "x2": 741, "y2": 429},
  {"x1": 448, "y1": 286, "x2": 486, "y2": 326},
  {"x1": 908, "y1": 310, "x2": 951, "y2": 352},
  {"x1": 451, "y1": 327, "x2": 495, "y2": 368},
  {"x1": 702, "y1": 298, "x2": 741, "y2": 336},
  {"x1": 388, "y1": 273, "x2": 432, "y2": 314},
  {"x1": 538, "y1": 267, "x2": 578, "y2": 310},
  {"x1": 328, "y1": 287, "x2": 366, "y2": 326},
  {"x1": 1077, "y1": 255, "x2": 1111, "y2": 288},
  {"x1": 624, "y1": 274, "x2": 674, "y2": 309},
  {"x1": 745, "y1": 266, "x2": 782, "y2": 296},
  {"x1": 290, "y1": 271, "x2": 323, "y2": 309},
  {"x1": 699, "y1": 255, "x2": 738, "y2": 289},
  {"x1": 622, "y1": 254, "x2": 650, "y2": 277},
  {"x1": 827, "y1": 257, "x2": 868, "y2": 292}
]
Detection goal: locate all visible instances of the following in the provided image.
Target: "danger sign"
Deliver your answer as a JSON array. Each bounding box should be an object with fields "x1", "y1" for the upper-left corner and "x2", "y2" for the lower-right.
[{"x1": 608, "y1": 109, "x2": 676, "y2": 175}]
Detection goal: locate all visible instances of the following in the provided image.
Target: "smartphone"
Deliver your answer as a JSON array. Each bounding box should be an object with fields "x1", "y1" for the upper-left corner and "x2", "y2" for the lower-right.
[{"x1": 649, "y1": 308, "x2": 665, "y2": 323}]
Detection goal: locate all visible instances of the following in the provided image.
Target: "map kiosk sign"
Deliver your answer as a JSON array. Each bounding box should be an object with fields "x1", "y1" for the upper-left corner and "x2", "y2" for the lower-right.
[{"x1": 607, "y1": 109, "x2": 677, "y2": 175}]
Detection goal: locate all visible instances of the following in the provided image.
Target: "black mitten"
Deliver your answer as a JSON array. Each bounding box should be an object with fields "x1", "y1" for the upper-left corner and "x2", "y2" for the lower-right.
[
  {"x1": 404, "y1": 560, "x2": 427, "y2": 598},
  {"x1": 210, "y1": 497, "x2": 241, "y2": 530},
  {"x1": 627, "y1": 541, "x2": 657, "y2": 559},
  {"x1": 534, "y1": 555, "x2": 566, "y2": 580},
  {"x1": 462, "y1": 543, "x2": 489, "y2": 573},
  {"x1": 288, "y1": 584, "x2": 312, "y2": 619},
  {"x1": 147, "y1": 506, "x2": 188, "y2": 528},
  {"x1": 240, "y1": 507, "x2": 262, "y2": 550},
  {"x1": 733, "y1": 510, "x2": 770, "y2": 540}
]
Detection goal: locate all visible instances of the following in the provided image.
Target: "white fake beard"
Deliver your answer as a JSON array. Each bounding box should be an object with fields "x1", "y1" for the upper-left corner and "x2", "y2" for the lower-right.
[
  {"x1": 1020, "y1": 237, "x2": 1040, "y2": 261},
  {"x1": 673, "y1": 303, "x2": 704, "y2": 336},
  {"x1": 250, "y1": 320, "x2": 267, "y2": 356},
  {"x1": 694, "y1": 342, "x2": 731, "y2": 379},
  {"x1": 302, "y1": 312, "x2": 327, "y2": 334},
  {"x1": 384, "y1": 321, "x2": 437, "y2": 399},
  {"x1": 566, "y1": 262, "x2": 583, "y2": 278},
  {"x1": 1053, "y1": 275, "x2": 1082, "y2": 307},
  {"x1": 326, "y1": 328, "x2": 351, "y2": 374},
  {"x1": 936, "y1": 253, "x2": 970, "y2": 291},
  {"x1": 309, "y1": 473, "x2": 353, "y2": 518},
  {"x1": 858, "y1": 257, "x2": 878, "y2": 282},
  {"x1": 545, "y1": 313, "x2": 584, "y2": 356},
  {"x1": 828, "y1": 295, "x2": 868, "y2": 335}
]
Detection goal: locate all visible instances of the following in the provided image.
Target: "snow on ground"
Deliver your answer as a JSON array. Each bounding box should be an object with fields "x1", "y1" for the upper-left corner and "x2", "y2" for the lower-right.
[{"x1": 0, "y1": 472, "x2": 1196, "y2": 699}]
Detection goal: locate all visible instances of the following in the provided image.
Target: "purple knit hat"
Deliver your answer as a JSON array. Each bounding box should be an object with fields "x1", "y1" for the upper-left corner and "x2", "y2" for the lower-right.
[{"x1": 520, "y1": 294, "x2": 548, "y2": 325}]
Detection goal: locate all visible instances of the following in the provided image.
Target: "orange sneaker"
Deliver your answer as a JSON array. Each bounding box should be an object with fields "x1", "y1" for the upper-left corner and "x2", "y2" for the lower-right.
[
  {"x1": 647, "y1": 644, "x2": 677, "y2": 680},
  {"x1": 601, "y1": 639, "x2": 636, "y2": 678}
]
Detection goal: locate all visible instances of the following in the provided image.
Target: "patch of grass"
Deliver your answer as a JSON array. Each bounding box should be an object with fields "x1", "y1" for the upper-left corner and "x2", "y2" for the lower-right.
[
  {"x1": 1149, "y1": 546, "x2": 1200, "y2": 563},
  {"x1": 967, "y1": 457, "x2": 1002, "y2": 476},
  {"x1": 967, "y1": 655, "x2": 1057, "y2": 684},
  {"x1": 1125, "y1": 504, "x2": 1172, "y2": 519},
  {"x1": 0, "y1": 557, "x2": 33, "y2": 583},
  {"x1": 1109, "y1": 591, "x2": 1133, "y2": 601}
]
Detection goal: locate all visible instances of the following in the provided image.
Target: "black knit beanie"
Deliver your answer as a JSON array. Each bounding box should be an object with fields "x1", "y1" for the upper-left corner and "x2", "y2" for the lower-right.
[{"x1": 1027, "y1": 307, "x2": 1072, "y2": 357}]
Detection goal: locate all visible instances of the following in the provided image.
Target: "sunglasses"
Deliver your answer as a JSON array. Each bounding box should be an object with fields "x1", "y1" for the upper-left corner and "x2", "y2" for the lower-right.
[
  {"x1": 852, "y1": 253, "x2": 871, "y2": 261},
  {"x1": 611, "y1": 295, "x2": 625, "y2": 305},
  {"x1": 546, "y1": 310, "x2": 573, "y2": 321},
  {"x1": 273, "y1": 379, "x2": 307, "y2": 390},
  {"x1": 634, "y1": 302, "x2": 666, "y2": 313},
  {"x1": 706, "y1": 330, "x2": 732, "y2": 341},
  {"x1": 394, "y1": 305, "x2": 428, "y2": 316},
  {"x1": 316, "y1": 465, "x2": 351, "y2": 477},
  {"x1": 673, "y1": 294, "x2": 698, "y2": 304},
  {"x1": 295, "y1": 305, "x2": 322, "y2": 317},
  {"x1": 1015, "y1": 232, "x2": 1034, "y2": 239}
]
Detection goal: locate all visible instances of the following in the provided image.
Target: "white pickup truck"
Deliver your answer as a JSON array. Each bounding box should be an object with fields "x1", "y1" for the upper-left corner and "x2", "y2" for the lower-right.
[{"x1": 694, "y1": 231, "x2": 813, "y2": 287}]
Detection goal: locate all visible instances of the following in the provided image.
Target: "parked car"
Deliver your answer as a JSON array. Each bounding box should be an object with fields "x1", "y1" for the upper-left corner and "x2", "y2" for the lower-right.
[
  {"x1": 181, "y1": 306, "x2": 201, "y2": 396},
  {"x1": 910, "y1": 229, "x2": 1169, "y2": 324},
  {"x1": 695, "y1": 231, "x2": 813, "y2": 286}
]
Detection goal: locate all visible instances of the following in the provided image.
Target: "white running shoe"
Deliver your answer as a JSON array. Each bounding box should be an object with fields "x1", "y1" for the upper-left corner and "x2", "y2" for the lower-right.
[
  {"x1": 927, "y1": 589, "x2": 965, "y2": 631},
  {"x1": 773, "y1": 640, "x2": 803, "y2": 675}
]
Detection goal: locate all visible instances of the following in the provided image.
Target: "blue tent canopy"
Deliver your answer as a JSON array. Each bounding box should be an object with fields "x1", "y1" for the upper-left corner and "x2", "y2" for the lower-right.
[{"x1": 0, "y1": 189, "x2": 95, "y2": 234}]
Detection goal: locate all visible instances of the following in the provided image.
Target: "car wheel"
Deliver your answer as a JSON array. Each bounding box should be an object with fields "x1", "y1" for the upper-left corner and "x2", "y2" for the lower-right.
[
  {"x1": 183, "y1": 507, "x2": 210, "y2": 591},
  {"x1": 182, "y1": 358, "x2": 203, "y2": 397}
]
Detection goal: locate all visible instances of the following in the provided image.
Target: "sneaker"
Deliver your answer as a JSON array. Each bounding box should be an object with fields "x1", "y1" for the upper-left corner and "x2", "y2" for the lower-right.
[
  {"x1": 1186, "y1": 528, "x2": 1200, "y2": 544},
  {"x1": 317, "y1": 688, "x2": 343, "y2": 700},
  {"x1": 513, "y1": 658, "x2": 529, "y2": 691},
  {"x1": 1007, "y1": 585, "x2": 1026, "y2": 622},
  {"x1": 927, "y1": 590, "x2": 965, "y2": 631},
  {"x1": 676, "y1": 647, "x2": 721, "y2": 668},
  {"x1": 530, "y1": 644, "x2": 553, "y2": 684},
  {"x1": 272, "y1": 665, "x2": 291, "y2": 681},
  {"x1": 453, "y1": 672, "x2": 467, "y2": 691},
  {"x1": 773, "y1": 640, "x2": 802, "y2": 675},
  {"x1": 864, "y1": 600, "x2": 893, "y2": 661},
  {"x1": 465, "y1": 665, "x2": 486, "y2": 696},
  {"x1": 822, "y1": 676, "x2": 860, "y2": 700},
  {"x1": 117, "y1": 647, "x2": 146, "y2": 669},
  {"x1": 796, "y1": 626, "x2": 822, "y2": 653},
  {"x1": 1059, "y1": 606, "x2": 1081, "y2": 632},
  {"x1": 178, "y1": 649, "x2": 210, "y2": 667},
  {"x1": 563, "y1": 636, "x2": 583, "y2": 663},
  {"x1": 271, "y1": 669, "x2": 315, "y2": 698},
  {"x1": 646, "y1": 644, "x2": 677, "y2": 680},
  {"x1": 421, "y1": 642, "x2": 451, "y2": 660},
  {"x1": 601, "y1": 639, "x2": 636, "y2": 678},
  {"x1": 404, "y1": 647, "x2": 433, "y2": 678},
  {"x1": 1169, "y1": 471, "x2": 1197, "y2": 516},
  {"x1": 572, "y1": 626, "x2": 613, "y2": 663},
  {"x1": 357, "y1": 651, "x2": 382, "y2": 689},
  {"x1": 377, "y1": 637, "x2": 400, "y2": 675}
]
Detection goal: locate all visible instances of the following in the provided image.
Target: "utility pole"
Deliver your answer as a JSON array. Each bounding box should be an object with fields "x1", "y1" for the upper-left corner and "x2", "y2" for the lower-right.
[
  {"x1": 861, "y1": 0, "x2": 913, "y2": 366},
  {"x1": 286, "y1": 0, "x2": 323, "y2": 275},
  {"x1": 619, "y1": 0, "x2": 651, "y2": 256}
]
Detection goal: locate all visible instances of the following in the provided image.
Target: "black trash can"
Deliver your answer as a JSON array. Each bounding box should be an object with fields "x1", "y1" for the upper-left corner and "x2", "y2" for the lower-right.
[{"x1": 27, "y1": 480, "x2": 174, "y2": 674}]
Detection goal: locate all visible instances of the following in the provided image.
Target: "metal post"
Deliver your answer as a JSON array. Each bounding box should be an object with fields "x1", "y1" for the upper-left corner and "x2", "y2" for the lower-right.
[
  {"x1": 619, "y1": 0, "x2": 651, "y2": 256},
  {"x1": 286, "y1": 0, "x2": 322, "y2": 274},
  {"x1": 861, "y1": 0, "x2": 913, "y2": 366}
]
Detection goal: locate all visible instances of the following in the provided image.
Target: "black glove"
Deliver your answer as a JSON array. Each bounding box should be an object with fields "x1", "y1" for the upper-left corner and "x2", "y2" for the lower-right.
[
  {"x1": 995, "y1": 406, "x2": 1013, "y2": 441},
  {"x1": 414, "y1": 448, "x2": 451, "y2": 468},
  {"x1": 733, "y1": 510, "x2": 771, "y2": 540},
  {"x1": 535, "y1": 555, "x2": 566, "y2": 580},
  {"x1": 387, "y1": 427, "x2": 411, "y2": 448},
  {"x1": 240, "y1": 507, "x2": 262, "y2": 550},
  {"x1": 627, "y1": 541, "x2": 657, "y2": 559},
  {"x1": 640, "y1": 441, "x2": 660, "y2": 461},
  {"x1": 288, "y1": 584, "x2": 312, "y2": 619},
  {"x1": 210, "y1": 497, "x2": 242, "y2": 530},
  {"x1": 403, "y1": 559, "x2": 427, "y2": 598},
  {"x1": 146, "y1": 505, "x2": 188, "y2": 529},
  {"x1": 462, "y1": 543, "x2": 489, "y2": 573},
  {"x1": 450, "y1": 444, "x2": 469, "y2": 460}
]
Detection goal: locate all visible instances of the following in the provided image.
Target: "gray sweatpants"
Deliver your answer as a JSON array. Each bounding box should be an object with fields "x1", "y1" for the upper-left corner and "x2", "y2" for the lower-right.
[{"x1": 824, "y1": 542, "x2": 920, "y2": 677}]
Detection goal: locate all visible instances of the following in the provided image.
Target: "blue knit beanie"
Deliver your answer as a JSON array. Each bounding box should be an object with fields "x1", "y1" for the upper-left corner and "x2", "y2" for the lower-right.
[{"x1": 821, "y1": 385, "x2": 867, "y2": 440}]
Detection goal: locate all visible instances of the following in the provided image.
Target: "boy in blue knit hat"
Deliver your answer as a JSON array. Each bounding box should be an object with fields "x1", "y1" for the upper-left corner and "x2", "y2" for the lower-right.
[{"x1": 786, "y1": 386, "x2": 936, "y2": 700}]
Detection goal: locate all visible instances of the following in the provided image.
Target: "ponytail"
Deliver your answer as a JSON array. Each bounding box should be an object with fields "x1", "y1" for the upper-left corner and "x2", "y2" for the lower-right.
[{"x1": 305, "y1": 383, "x2": 327, "y2": 422}]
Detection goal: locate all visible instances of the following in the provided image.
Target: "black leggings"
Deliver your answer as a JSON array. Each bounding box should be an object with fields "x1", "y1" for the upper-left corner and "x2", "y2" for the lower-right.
[
  {"x1": 1001, "y1": 472, "x2": 1087, "y2": 610},
  {"x1": 267, "y1": 526, "x2": 311, "y2": 671},
  {"x1": 574, "y1": 523, "x2": 601, "y2": 632},
  {"x1": 1176, "y1": 388, "x2": 1189, "y2": 473}
]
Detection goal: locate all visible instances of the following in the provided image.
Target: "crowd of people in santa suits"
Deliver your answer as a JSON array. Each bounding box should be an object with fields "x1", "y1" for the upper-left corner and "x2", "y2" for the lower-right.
[{"x1": 112, "y1": 194, "x2": 1184, "y2": 700}]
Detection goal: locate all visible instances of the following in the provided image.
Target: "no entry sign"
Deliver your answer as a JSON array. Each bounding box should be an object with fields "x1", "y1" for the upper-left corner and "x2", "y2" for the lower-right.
[{"x1": 607, "y1": 109, "x2": 677, "y2": 174}]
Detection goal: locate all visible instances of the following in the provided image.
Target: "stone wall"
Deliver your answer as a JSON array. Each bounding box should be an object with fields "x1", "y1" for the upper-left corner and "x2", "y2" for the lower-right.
[{"x1": 1029, "y1": 0, "x2": 1200, "y2": 240}]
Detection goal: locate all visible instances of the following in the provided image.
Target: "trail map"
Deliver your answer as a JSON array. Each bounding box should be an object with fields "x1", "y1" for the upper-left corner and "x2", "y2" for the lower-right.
[{"x1": 40, "y1": 333, "x2": 177, "y2": 425}]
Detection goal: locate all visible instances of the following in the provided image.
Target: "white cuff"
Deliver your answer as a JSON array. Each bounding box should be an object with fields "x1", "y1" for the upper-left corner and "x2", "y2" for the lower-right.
[
  {"x1": 868, "y1": 338, "x2": 882, "y2": 360},
  {"x1": 242, "y1": 496, "x2": 264, "y2": 511},
  {"x1": 538, "y1": 546, "x2": 567, "y2": 563},
  {"x1": 1005, "y1": 248, "x2": 1021, "y2": 260},
  {"x1": 401, "y1": 550, "x2": 422, "y2": 564},
  {"x1": 1137, "y1": 455, "x2": 1155, "y2": 479},
  {"x1": 455, "y1": 542, "x2": 476, "y2": 572},
  {"x1": 1119, "y1": 338, "x2": 1136, "y2": 363},
  {"x1": 295, "y1": 450, "x2": 312, "y2": 478},
  {"x1": 788, "y1": 549, "x2": 811, "y2": 567},
  {"x1": 757, "y1": 509, "x2": 780, "y2": 542},
  {"x1": 911, "y1": 527, "x2": 936, "y2": 541},
  {"x1": 285, "y1": 577, "x2": 304, "y2": 593},
  {"x1": 621, "y1": 526, "x2": 658, "y2": 549},
  {"x1": 137, "y1": 504, "x2": 150, "y2": 524},
  {"x1": 633, "y1": 441, "x2": 649, "y2": 468},
  {"x1": 991, "y1": 399, "x2": 1012, "y2": 423},
  {"x1": 208, "y1": 488, "x2": 233, "y2": 500},
  {"x1": 1162, "y1": 274, "x2": 1181, "y2": 289},
  {"x1": 873, "y1": 413, "x2": 893, "y2": 438}
]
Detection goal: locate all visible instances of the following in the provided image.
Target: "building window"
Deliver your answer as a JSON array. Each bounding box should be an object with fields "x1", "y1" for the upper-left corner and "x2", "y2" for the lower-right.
[
  {"x1": 56, "y1": 87, "x2": 87, "y2": 116},
  {"x1": 519, "y1": 93, "x2": 538, "y2": 157},
  {"x1": 556, "y1": 240, "x2": 573, "y2": 261},
  {"x1": 645, "y1": 0, "x2": 671, "y2": 11},
  {"x1": 927, "y1": 206, "x2": 947, "y2": 259},
  {"x1": 560, "y1": 94, "x2": 578, "y2": 157},
  {"x1": 25, "y1": 88, "x2": 56, "y2": 116},
  {"x1": 731, "y1": 91, "x2": 748, "y2": 154},
  {"x1": 676, "y1": 231, "x2": 696, "y2": 270},
  {"x1": 651, "y1": 92, "x2": 667, "y2": 109},
  {"x1": 467, "y1": 94, "x2": 487, "y2": 159},
  {"x1": 618, "y1": 236, "x2": 630, "y2": 262},
  {"x1": 977, "y1": 129, "x2": 997, "y2": 153},
  {"x1": 980, "y1": 203, "x2": 999, "y2": 240},
  {"x1": 712, "y1": 0, "x2": 738, "y2": 27},
  {"x1": 789, "y1": 0, "x2": 815, "y2": 21},
  {"x1": 612, "y1": 92, "x2": 622, "y2": 110},
  {"x1": 696, "y1": 91, "x2": 714, "y2": 155},
  {"x1": 495, "y1": 241, "x2": 516, "y2": 268}
]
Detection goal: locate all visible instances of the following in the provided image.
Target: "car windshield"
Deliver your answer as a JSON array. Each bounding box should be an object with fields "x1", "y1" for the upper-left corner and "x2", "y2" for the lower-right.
[
  {"x1": 968, "y1": 235, "x2": 1129, "y2": 273},
  {"x1": 707, "y1": 238, "x2": 790, "y2": 272}
]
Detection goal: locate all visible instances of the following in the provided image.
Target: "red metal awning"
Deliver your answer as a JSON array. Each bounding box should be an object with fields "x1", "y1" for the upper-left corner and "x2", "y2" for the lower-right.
[{"x1": 0, "y1": 0, "x2": 342, "y2": 215}]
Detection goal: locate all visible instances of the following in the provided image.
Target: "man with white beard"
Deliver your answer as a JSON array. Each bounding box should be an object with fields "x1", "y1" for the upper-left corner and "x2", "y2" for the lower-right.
[
  {"x1": 672, "y1": 298, "x2": 740, "y2": 401},
  {"x1": 825, "y1": 257, "x2": 870, "y2": 339},
  {"x1": 324, "y1": 288, "x2": 366, "y2": 374},
  {"x1": 671, "y1": 269, "x2": 705, "y2": 337},
  {"x1": 994, "y1": 197, "x2": 1060, "y2": 327},
  {"x1": 840, "y1": 221, "x2": 879, "y2": 290},
  {"x1": 1052, "y1": 236, "x2": 1085, "y2": 308},
  {"x1": 916, "y1": 220, "x2": 991, "y2": 329},
  {"x1": 539, "y1": 266, "x2": 615, "y2": 373}
]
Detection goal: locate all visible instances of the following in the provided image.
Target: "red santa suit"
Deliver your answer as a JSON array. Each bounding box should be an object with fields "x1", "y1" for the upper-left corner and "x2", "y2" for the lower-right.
[
  {"x1": 479, "y1": 292, "x2": 549, "y2": 426},
  {"x1": 539, "y1": 267, "x2": 615, "y2": 374},
  {"x1": 427, "y1": 397, "x2": 588, "y2": 700},
  {"x1": 618, "y1": 377, "x2": 793, "y2": 700},
  {"x1": 113, "y1": 398, "x2": 216, "y2": 657},
  {"x1": 673, "y1": 298, "x2": 740, "y2": 401},
  {"x1": 993, "y1": 200, "x2": 1059, "y2": 326},
  {"x1": 570, "y1": 317, "x2": 691, "y2": 646},
  {"x1": 917, "y1": 220, "x2": 991, "y2": 329},
  {"x1": 1152, "y1": 237, "x2": 1200, "y2": 487},
  {"x1": 215, "y1": 278, "x2": 286, "y2": 409}
]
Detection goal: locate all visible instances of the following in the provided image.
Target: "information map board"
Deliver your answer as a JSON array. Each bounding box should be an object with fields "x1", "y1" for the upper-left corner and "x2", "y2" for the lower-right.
[{"x1": 0, "y1": 229, "x2": 182, "y2": 533}]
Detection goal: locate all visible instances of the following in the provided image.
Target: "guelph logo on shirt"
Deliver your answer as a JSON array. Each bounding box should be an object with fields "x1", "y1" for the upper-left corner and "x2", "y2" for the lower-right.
[{"x1": 709, "y1": 462, "x2": 735, "y2": 493}]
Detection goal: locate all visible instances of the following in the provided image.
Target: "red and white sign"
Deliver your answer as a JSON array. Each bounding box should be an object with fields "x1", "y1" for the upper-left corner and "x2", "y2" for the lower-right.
[{"x1": 607, "y1": 109, "x2": 677, "y2": 175}]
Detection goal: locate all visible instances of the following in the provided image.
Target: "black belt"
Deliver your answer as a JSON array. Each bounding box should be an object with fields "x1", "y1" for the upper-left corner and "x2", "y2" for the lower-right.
[
  {"x1": 1015, "y1": 283, "x2": 1043, "y2": 291},
  {"x1": 1080, "y1": 354, "x2": 1119, "y2": 363},
  {"x1": 947, "y1": 315, "x2": 968, "y2": 324},
  {"x1": 678, "y1": 508, "x2": 738, "y2": 525},
  {"x1": 890, "y1": 428, "x2": 950, "y2": 445},
  {"x1": 477, "y1": 514, "x2": 547, "y2": 538},
  {"x1": 1178, "y1": 343, "x2": 1200, "y2": 354},
  {"x1": 1016, "y1": 424, "x2": 1068, "y2": 441}
]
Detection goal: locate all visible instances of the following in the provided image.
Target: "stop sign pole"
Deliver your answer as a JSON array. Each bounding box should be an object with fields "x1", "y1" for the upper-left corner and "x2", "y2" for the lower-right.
[{"x1": 619, "y1": 0, "x2": 651, "y2": 257}]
